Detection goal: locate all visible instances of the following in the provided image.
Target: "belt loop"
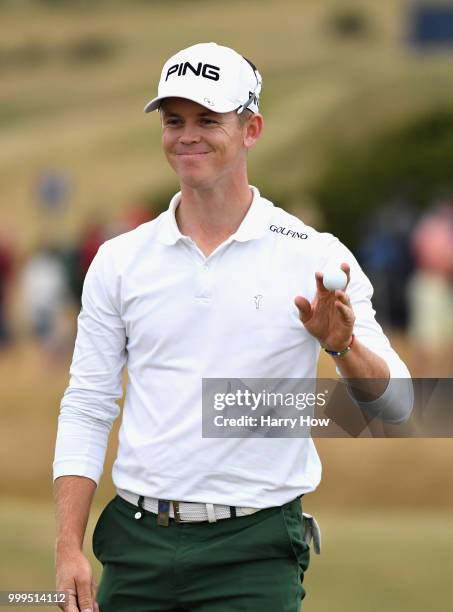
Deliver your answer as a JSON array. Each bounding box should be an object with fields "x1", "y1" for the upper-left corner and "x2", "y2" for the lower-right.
[
  {"x1": 172, "y1": 501, "x2": 181, "y2": 523},
  {"x1": 206, "y1": 503, "x2": 217, "y2": 523},
  {"x1": 134, "y1": 495, "x2": 145, "y2": 520},
  {"x1": 229, "y1": 506, "x2": 237, "y2": 518}
]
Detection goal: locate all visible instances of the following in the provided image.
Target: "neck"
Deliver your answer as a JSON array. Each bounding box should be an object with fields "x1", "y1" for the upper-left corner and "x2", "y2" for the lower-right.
[{"x1": 175, "y1": 175, "x2": 253, "y2": 256}]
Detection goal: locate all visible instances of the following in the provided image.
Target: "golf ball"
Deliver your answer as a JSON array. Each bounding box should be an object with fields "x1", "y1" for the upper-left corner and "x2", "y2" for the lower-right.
[{"x1": 322, "y1": 268, "x2": 347, "y2": 291}]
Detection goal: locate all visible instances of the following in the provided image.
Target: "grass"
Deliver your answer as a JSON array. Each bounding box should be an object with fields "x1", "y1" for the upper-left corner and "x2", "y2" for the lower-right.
[
  {"x1": 1, "y1": 498, "x2": 452, "y2": 612},
  {"x1": 306, "y1": 511, "x2": 453, "y2": 612}
]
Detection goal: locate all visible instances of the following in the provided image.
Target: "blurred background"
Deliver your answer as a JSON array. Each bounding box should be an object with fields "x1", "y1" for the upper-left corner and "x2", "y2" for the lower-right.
[{"x1": 1, "y1": 0, "x2": 452, "y2": 610}]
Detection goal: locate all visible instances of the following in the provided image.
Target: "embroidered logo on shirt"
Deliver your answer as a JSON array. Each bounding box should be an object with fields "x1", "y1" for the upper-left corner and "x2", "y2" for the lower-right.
[
  {"x1": 269, "y1": 224, "x2": 308, "y2": 239},
  {"x1": 253, "y1": 295, "x2": 263, "y2": 310}
]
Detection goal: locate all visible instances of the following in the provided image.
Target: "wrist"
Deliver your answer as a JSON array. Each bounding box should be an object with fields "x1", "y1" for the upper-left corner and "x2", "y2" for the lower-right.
[
  {"x1": 55, "y1": 538, "x2": 83, "y2": 554},
  {"x1": 322, "y1": 334, "x2": 355, "y2": 357}
]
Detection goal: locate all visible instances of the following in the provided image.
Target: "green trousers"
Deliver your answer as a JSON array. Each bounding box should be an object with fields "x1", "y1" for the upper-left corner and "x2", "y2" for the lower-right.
[{"x1": 93, "y1": 494, "x2": 310, "y2": 612}]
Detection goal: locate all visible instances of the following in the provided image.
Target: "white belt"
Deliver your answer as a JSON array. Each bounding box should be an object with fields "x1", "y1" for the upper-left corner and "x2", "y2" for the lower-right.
[{"x1": 116, "y1": 488, "x2": 261, "y2": 523}]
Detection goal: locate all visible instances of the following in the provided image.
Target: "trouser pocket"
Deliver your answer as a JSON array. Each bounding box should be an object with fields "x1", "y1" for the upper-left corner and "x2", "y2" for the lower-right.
[
  {"x1": 280, "y1": 497, "x2": 311, "y2": 577},
  {"x1": 92, "y1": 497, "x2": 116, "y2": 562}
]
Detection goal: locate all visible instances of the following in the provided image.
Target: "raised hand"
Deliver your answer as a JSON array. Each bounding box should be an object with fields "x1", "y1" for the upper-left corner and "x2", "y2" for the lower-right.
[{"x1": 294, "y1": 263, "x2": 355, "y2": 352}]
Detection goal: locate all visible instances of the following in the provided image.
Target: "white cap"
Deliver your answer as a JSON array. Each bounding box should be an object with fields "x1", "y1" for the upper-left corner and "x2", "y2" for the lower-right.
[{"x1": 144, "y1": 42, "x2": 262, "y2": 115}]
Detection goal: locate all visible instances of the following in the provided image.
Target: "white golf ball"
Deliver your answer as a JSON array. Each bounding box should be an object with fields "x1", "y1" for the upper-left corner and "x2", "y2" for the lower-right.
[{"x1": 322, "y1": 268, "x2": 347, "y2": 291}]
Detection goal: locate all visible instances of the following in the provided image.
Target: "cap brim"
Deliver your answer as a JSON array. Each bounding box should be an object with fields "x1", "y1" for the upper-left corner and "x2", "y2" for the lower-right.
[
  {"x1": 143, "y1": 92, "x2": 237, "y2": 114},
  {"x1": 143, "y1": 96, "x2": 162, "y2": 113}
]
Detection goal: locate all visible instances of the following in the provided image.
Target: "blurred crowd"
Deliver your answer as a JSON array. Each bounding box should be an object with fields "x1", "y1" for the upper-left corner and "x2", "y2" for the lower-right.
[
  {"x1": 0, "y1": 185, "x2": 452, "y2": 377},
  {"x1": 356, "y1": 199, "x2": 453, "y2": 376},
  {"x1": 0, "y1": 193, "x2": 154, "y2": 367}
]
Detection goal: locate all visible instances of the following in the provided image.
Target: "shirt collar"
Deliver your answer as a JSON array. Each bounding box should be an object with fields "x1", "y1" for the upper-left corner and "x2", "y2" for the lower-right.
[
  {"x1": 157, "y1": 186, "x2": 273, "y2": 246},
  {"x1": 157, "y1": 191, "x2": 185, "y2": 246}
]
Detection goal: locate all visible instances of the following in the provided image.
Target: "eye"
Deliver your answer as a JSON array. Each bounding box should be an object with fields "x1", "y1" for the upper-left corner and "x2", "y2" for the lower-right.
[
  {"x1": 201, "y1": 118, "x2": 218, "y2": 125},
  {"x1": 164, "y1": 118, "x2": 181, "y2": 127}
]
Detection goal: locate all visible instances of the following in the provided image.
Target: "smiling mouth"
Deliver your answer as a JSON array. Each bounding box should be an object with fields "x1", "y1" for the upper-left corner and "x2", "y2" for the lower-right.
[{"x1": 176, "y1": 152, "x2": 211, "y2": 156}]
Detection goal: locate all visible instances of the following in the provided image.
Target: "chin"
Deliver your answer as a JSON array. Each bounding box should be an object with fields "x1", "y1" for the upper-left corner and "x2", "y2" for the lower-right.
[{"x1": 178, "y1": 172, "x2": 214, "y2": 189}]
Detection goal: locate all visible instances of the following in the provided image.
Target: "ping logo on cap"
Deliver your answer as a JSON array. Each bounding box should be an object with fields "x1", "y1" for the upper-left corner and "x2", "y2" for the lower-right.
[{"x1": 165, "y1": 62, "x2": 220, "y2": 82}]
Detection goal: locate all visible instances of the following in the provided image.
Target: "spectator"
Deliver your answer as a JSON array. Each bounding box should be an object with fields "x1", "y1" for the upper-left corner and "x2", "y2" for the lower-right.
[
  {"x1": 407, "y1": 201, "x2": 453, "y2": 375},
  {"x1": 20, "y1": 243, "x2": 72, "y2": 362},
  {"x1": 358, "y1": 201, "x2": 415, "y2": 330}
]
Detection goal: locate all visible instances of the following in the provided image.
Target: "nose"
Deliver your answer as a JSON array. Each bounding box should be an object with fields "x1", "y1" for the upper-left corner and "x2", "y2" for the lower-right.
[{"x1": 178, "y1": 123, "x2": 202, "y2": 145}]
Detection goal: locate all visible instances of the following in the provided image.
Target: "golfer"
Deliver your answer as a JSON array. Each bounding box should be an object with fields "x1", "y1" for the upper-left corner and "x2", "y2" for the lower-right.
[{"x1": 53, "y1": 42, "x2": 413, "y2": 612}]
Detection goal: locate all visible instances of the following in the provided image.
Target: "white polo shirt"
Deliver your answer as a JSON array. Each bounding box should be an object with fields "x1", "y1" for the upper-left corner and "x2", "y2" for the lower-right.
[{"x1": 53, "y1": 186, "x2": 412, "y2": 508}]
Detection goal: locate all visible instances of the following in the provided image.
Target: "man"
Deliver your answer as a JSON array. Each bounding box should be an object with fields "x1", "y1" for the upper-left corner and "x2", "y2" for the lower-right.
[{"x1": 53, "y1": 42, "x2": 413, "y2": 612}]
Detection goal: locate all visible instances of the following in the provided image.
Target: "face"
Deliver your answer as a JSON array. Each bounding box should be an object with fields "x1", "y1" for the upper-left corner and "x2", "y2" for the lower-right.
[{"x1": 160, "y1": 97, "x2": 262, "y2": 189}]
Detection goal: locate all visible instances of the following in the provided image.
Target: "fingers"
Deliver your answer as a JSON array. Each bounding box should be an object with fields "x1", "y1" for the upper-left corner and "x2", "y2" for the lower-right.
[
  {"x1": 340, "y1": 262, "x2": 351, "y2": 288},
  {"x1": 314, "y1": 271, "x2": 327, "y2": 294},
  {"x1": 335, "y1": 289, "x2": 350, "y2": 305},
  {"x1": 75, "y1": 576, "x2": 95, "y2": 612},
  {"x1": 61, "y1": 584, "x2": 95, "y2": 612},
  {"x1": 334, "y1": 290, "x2": 355, "y2": 323},
  {"x1": 61, "y1": 589, "x2": 78, "y2": 612},
  {"x1": 294, "y1": 295, "x2": 312, "y2": 323},
  {"x1": 91, "y1": 579, "x2": 99, "y2": 612},
  {"x1": 57, "y1": 588, "x2": 76, "y2": 611},
  {"x1": 335, "y1": 301, "x2": 351, "y2": 322}
]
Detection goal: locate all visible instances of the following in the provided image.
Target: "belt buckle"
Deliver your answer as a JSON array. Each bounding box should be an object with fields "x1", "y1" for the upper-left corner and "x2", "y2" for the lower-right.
[{"x1": 157, "y1": 499, "x2": 170, "y2": 527}]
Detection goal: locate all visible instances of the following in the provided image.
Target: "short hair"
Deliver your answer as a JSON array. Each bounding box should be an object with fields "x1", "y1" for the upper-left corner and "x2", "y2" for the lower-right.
[{"x1": 237, "y1": 108, "x2": 254, "y2": 126}]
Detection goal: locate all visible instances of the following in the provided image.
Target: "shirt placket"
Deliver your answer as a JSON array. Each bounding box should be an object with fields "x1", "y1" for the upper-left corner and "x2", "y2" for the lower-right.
[{"x1": 179, "y1": 237, "x2": 234, "y2": 306}]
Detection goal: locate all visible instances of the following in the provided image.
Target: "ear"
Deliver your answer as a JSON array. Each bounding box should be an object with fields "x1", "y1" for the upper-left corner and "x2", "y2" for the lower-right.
[{"x1": 243, "y1": 113, "x2": 264, "y2": 149}]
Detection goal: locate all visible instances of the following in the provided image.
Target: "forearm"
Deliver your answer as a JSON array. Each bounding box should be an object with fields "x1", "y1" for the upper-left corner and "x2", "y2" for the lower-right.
[
  {"x1": 53, "y1": 475, "x2": 97, "y2": 552},
  {"x1": 333, "y1": 337, "x2": 390, "y2": 401},
  {"x1": 331, "y1": 337, "x2": 413, "y2": 423}
]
